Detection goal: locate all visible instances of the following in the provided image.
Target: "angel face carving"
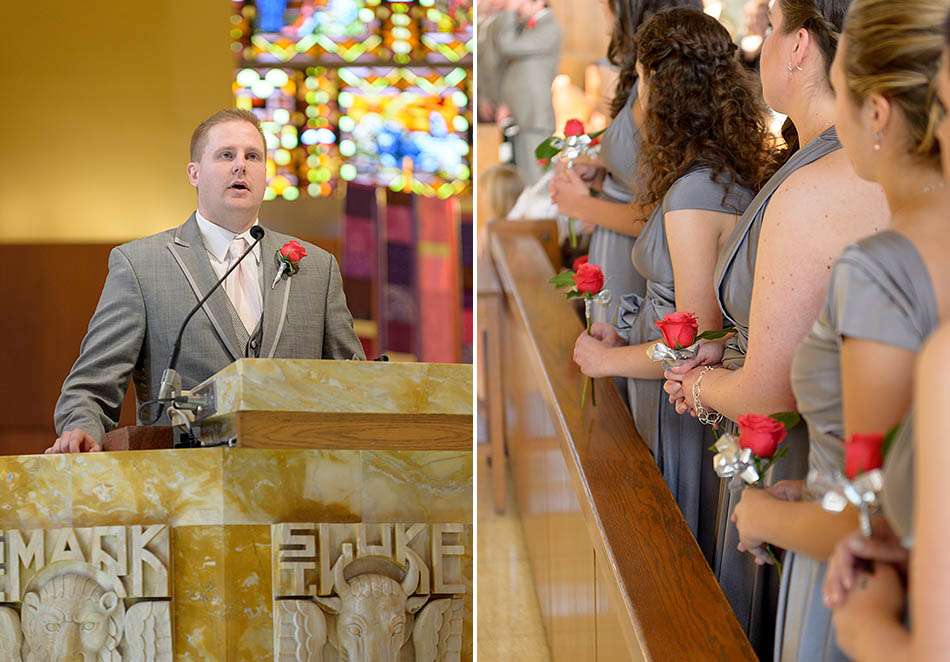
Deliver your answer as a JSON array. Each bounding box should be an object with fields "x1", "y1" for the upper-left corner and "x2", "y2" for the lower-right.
[{"x1": 21, "y1": 573, "x2": 123, "y2": 662}]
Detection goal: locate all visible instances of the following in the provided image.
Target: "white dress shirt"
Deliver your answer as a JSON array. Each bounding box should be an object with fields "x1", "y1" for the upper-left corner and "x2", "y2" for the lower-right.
[{"x1": 195, "y1": 211, "x2": 264, "y2": 328}]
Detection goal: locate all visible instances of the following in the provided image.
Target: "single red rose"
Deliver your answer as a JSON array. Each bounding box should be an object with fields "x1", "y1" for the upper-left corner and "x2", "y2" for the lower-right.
[
  {"x1": 572, "y1": 255, "x2": 589, "y2": 271},
  {"x1": 527, "y1": 15, "x2": 538, "y2": 29},
  {"x1": 844, "y1": 433, "x2": 884, "y2": 480},
  {"x1": 654, "y1": 311, "x2": 699, "y2": 349},
  {"x1": 279, "y1": 240, "x2": 308, "y2": 264},
  {"x1": 564, "y1": 118, "x2": 585, "y2": 137},
  {"x1": 737, "y1": 413, "x2": 788, "y2": 459},
  {"x1": 573, "y1": 262, "x2": 604, "y2": 295}
]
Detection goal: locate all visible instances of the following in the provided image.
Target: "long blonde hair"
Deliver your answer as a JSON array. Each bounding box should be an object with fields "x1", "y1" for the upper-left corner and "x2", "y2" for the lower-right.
[{"x1": 842, "y1": 0, "x2": 949, "y2": 164}]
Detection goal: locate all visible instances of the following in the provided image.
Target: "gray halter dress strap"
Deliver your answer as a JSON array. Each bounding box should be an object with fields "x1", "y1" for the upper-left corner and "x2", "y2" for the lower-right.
[
  {"x1": 590, "y1": 86, "x2": 647, "y2": 325},
  {"x1": 779, "y1": 231, "x2": 937, "y2": 662},
  {"x1": 715, "y1": 126, "x2": 842, "y2": 366},
  {"x1": 710, "y1": 126, "x2": 842, "y2": 658}
]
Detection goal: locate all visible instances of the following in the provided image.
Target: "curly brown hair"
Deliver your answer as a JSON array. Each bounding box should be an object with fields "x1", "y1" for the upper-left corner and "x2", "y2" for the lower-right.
[
  {"x1": 606, "y1": 0, "x2": 703, "y2": 118},
  {"x1": 634, "y1": 8, "x2": 774, "y2": 207}
]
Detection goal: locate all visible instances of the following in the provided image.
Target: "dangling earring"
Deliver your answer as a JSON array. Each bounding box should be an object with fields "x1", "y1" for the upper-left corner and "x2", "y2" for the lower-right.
[{"x1": 873, "y1": 131, "x2": 883, "y2": 151}]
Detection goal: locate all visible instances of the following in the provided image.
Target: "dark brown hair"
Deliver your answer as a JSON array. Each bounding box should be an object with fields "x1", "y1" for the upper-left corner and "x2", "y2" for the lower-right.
[
  {"x1": 774, "y1": 0, "x2": 851, "y2": 162},
  {"x1": 606, "y1": 0, "x2": 703, "y2": 118},
  {"x1": 635, "y1": 8, "x2": 773, "y2": 207},
  {"x1": 189, "y1": 108, "x2": 265, "y2": 161}
]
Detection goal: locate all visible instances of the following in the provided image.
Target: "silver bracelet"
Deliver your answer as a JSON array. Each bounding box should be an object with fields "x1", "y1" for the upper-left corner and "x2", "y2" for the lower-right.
[{"x1": 692, "y1": 366, "x2": 723, "y2": 428}]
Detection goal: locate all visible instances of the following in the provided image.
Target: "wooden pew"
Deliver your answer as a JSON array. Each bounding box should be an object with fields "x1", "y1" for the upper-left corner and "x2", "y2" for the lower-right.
[{"x1": 489, "y1": 230, "x2": 754, "y2": 661}]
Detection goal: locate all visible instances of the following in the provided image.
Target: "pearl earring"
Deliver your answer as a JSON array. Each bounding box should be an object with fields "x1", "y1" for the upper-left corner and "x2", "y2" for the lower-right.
[{"x1": 873, "y1": 131, "x2": 883, "y2": 151}]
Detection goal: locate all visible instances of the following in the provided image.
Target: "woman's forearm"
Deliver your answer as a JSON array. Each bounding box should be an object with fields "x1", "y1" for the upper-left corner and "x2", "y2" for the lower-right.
[
  {"x1": 577, "y1": 196, "x2": 649, "y2": 236},
  {"x1": 603, "y1": 342, "x2": 667, "y2": 380},
  {"x1": 697, "y1": 365, "x2": 797, "y2": 423},
  {"x1": 758, "y1": 500, "x2": 859, "y2": 560}
]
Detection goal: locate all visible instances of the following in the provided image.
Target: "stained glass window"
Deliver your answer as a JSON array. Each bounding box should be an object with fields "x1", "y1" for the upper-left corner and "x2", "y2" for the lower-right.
[{"x1": 230, "y1": 0, "x2": 472, "y2": 199}]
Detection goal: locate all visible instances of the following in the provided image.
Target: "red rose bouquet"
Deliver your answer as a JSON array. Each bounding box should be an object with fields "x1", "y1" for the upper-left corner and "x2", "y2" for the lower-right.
[
  {"x1": 536, "y1": 118, "x2": 605, "y2": 248},
  {"x1": 647, "y1": 311, "x2": 733, "y2": 367},
  {"x1": 549, "y1": 260, "x2": 610, "y2": 407},
  {"x1": 712, "y1": 411, "x2": 801, "y2": 573}
]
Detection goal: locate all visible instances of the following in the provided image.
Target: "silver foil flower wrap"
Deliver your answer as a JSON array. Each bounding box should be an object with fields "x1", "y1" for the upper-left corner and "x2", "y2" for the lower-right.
[
  {"x1": 810, "y1": 468, "x2": 884, "y2": 538},
  {"x1": 646, "y1": 339, "x2": 701, "y2": 368},
  {"x1": 712, "y1": 433, "x2": 761, "y2": 487},
  {"x1": 583, "y1": 289, "x2": 612, "y2": 327}
]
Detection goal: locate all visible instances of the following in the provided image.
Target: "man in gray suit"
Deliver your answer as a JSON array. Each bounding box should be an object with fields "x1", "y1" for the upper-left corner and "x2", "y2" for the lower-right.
[
  {"x1": 495, "y1": 0, "x2": 562, "y2": 185},
  {"x1": 48, "y1": 109, "x2": 365, "y2": 453},
  {"x1": 476, "y1": 0, "x2": 505, "y2": 122}
]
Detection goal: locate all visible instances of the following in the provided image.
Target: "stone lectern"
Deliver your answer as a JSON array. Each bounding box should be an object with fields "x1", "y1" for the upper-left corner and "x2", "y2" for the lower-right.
[{"x1": 0, "y1": 360, "x2": 472, "y2": 661}]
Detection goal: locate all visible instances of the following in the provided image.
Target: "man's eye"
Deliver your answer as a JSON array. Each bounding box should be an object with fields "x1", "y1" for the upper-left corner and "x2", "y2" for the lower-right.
[
  {"x1": 221, "y1": 152, "x2": 233, "y2": 159},
  {"x1": 248, "y1": 153, "x2": 261, "y2": 161}
]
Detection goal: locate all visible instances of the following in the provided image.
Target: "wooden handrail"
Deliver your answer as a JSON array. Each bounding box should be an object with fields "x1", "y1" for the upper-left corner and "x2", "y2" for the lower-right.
[{"x1": 490, "y1": 231, "x2": 754, "y2": 661}]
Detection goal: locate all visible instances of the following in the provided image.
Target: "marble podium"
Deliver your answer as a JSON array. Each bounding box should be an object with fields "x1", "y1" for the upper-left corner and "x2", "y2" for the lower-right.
[{"x1": 0, "y1": 360, "x2": 472, "y2": 661}]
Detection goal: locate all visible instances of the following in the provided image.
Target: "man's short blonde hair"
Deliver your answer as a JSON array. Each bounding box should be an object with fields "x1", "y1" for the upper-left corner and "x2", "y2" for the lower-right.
[{"x1": 189, "y1": 109, "x2": 266, "y2": 161}]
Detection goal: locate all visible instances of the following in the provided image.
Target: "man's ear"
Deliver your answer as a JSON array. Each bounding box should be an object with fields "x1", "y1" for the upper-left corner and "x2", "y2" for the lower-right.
[{"x1": 187, "y1": 162, "x2": 199, "y2": 187}]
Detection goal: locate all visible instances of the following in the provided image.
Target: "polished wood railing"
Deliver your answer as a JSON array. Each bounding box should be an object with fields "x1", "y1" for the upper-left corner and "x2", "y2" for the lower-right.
[{"x1": 489, "y1": 231, "x2": 754, "y2": 661}]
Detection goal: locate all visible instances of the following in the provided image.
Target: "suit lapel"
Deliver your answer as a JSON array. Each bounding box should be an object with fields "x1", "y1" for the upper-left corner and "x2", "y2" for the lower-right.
[
  {"x1": 166, "y1": 214, "x2": 243, "y2": 361},
  {"x1": 260, "y1": 230, "x2": 293, "y2": 358}
]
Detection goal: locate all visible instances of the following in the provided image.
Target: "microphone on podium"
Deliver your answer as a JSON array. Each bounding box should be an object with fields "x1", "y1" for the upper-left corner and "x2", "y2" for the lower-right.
[{"x1": 151, "y1": 225, "x2": 266, "y2": 432}]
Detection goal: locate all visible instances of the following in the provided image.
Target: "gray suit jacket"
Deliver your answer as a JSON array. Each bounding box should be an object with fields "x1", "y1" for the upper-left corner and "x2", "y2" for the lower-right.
[
  {"x1": 496, "y1": 10, "x2": 562, "y2": 132},
  {"x1": 477, "y1": 14, "x2": 502, "y2": 106},
  {"x1": 55, "y1": 214, "x2": 365, "y2": 442}
]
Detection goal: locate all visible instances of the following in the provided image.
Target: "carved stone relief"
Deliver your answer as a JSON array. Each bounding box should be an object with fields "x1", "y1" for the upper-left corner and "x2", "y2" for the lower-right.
[
  {"x1": 272, "y1": 523, "x2": 467, "y2": 662},
  {"x1": 0, "y1": 525, "x2": 172, "y2": 660}
]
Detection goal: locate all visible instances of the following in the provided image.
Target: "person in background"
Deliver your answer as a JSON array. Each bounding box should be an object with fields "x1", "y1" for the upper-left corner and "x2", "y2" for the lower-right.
[
  {"x1": 495, "y1": 0, "x2": 562, "y2": 186},
  {"x1": 480, "y1": 164, "x2": 525, "y2": 220},
  {"x1": 477, "y1": 0, "x2": 507, "y2": 123}
]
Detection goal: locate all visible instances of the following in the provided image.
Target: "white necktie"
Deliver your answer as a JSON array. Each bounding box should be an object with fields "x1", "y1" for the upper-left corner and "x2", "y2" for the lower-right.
[{"x1": 224, "y1": 236, "x2": 262, "y2": 334}]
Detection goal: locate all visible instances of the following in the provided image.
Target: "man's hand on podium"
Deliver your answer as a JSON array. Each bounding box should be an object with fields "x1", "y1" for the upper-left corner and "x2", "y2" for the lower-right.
[{"x1": 45, "y1": 429, "x2": 102, "y2": 454}]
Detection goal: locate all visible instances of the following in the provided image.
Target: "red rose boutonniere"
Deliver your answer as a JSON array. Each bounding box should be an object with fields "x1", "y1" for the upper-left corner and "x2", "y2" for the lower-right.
[{"x1": 272, "y1": 240, "x2": 308, "y2": 289}]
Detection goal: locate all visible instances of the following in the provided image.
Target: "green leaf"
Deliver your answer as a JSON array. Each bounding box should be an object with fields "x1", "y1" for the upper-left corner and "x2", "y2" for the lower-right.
[
  {"x1": 589, "y1": 128, "x2": 606, "y2": 140},
  {"x1": 769, "y1": 411, "x2": 802, "y2": 431},
  {"x1": 548, "y1": 270, "x2": 576, "y2": 288},
  {"x1": 535, "y1": 138, "x2": 560, "y2": 161},
  {"x1": 696, "y1": 328, "x2": 734, "y2": 341},
  {"x1": 565, "y1": 290, "x2": 582, "y2": 300},
  {"x1": 882, "y1": 422, "x2": 902, "y2": 459}
]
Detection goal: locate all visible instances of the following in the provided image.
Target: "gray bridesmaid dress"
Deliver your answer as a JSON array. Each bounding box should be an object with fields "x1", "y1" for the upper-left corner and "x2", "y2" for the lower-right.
[
  {"x1": 713, "y1": 126, "x2": 841, "y2": 657},
  {"x1": 881, "y1": 413, "x2": 917, "y2": 546},
  {"x1": 590, "y1": 88, "x2": 648, "y2": 325},
  {"x1": 614, "y1": 166, "x2": 754, "y2": 559},
  {"x1": 782, "y1": 231, "x2": 937, "y2": 661}
]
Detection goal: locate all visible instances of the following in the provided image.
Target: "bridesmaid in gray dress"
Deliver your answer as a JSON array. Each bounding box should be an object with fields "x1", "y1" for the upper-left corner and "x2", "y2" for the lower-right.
[
  {"x1": 550, "y1": 0, "x2": 702, "y2": 326},
  {"x1": 779, "y1": 233, "x2": 938, "y2": 661},
  {"x1": 571, "y1": 9, "x2": 770, "y2": 557},
  {"x1": 589, "y1": 88, "x2": 646, "y2": 325},
  {"x1": 661, "y1": 2, "x2": 891, "y2": 655},
  {"x1": 710, "y1": 127, "x2": 843, "y2": 656},
  {"x1": 727, "y1": 1, "x2": 949, "y2": 658}
]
